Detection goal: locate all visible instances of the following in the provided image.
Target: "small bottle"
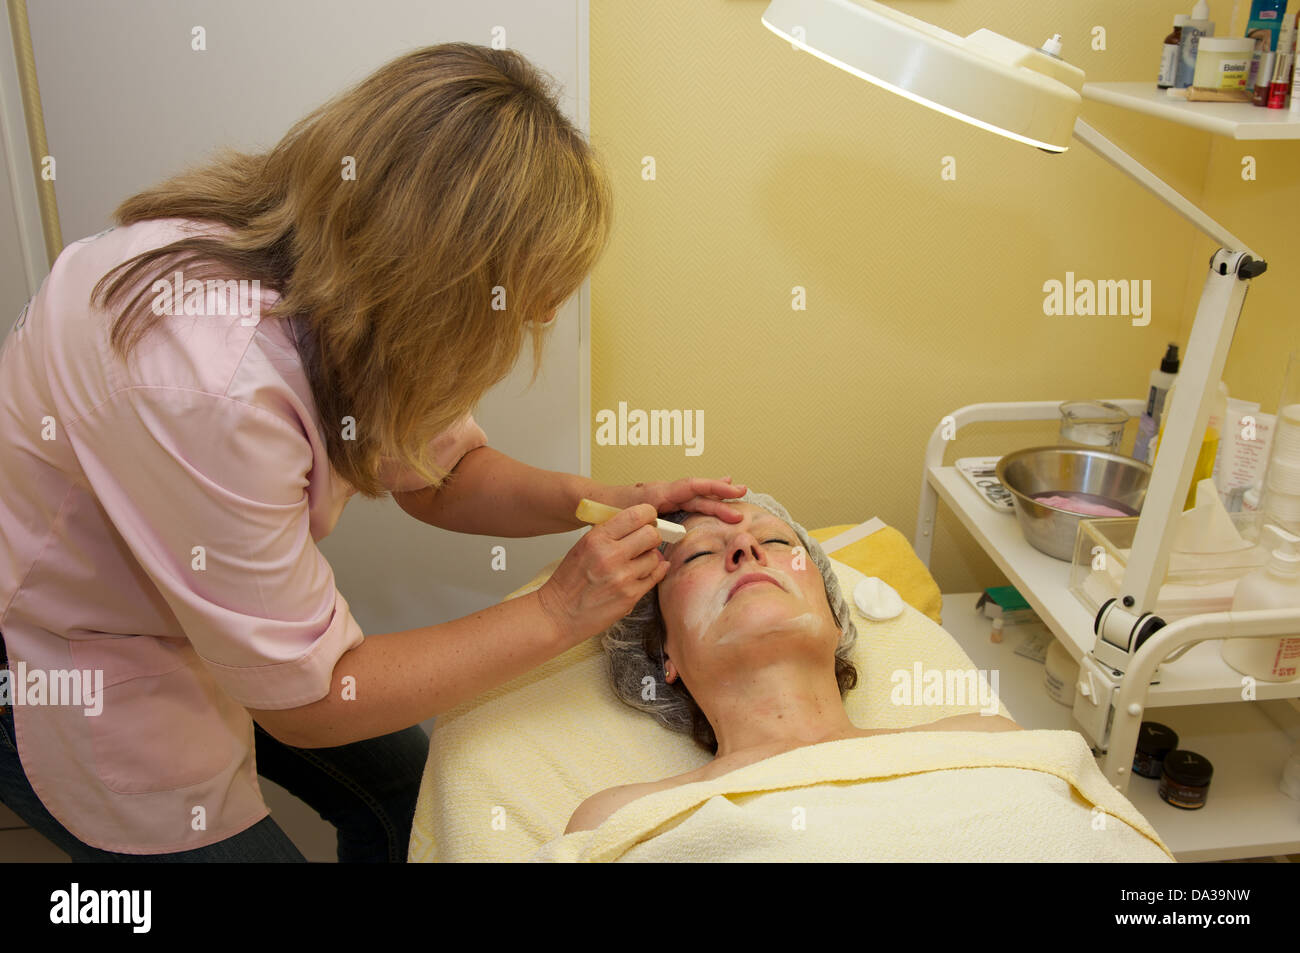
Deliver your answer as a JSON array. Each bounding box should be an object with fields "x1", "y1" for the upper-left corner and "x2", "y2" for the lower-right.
[
  {"x1": 1134, "y1": 343, "x2": 1180, "y2": 464},
  {"x1": 1177, "y1": 0, "x2": 1216, "y2": 89},
  {"x1": 1268, "y1": 26, "x2": 1296, "y2": 108},
  {"x1": 1159, "y1": 15, "x2": 1190, "y2": 89},
  {"x1": 1254, "y1": 51, "x2": 1277, "y2": 105}
]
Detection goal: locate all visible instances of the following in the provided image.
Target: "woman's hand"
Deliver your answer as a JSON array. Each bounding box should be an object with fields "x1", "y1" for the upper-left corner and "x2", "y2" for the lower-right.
[
  {"x1": 618, "y1": 476, "x2": 748, "y2": 523},
  {"x1": 538, "y1": 503, "x2": 670, "y2": 646}
]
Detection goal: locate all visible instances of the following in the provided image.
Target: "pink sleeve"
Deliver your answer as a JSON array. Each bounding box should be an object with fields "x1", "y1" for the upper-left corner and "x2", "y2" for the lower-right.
[
  {"x1": 66, "y1": 387, "x2": 365, "y2": 709},
  {"x1": 377, "y1": 413, "x2": 488, "y2": 493}
]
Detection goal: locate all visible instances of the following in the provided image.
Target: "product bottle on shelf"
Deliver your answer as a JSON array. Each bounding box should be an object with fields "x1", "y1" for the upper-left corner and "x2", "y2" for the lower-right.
[
  {"x1": 1177, "y1": 0, "x2": 1216, "y2": 89},
  {"x1": 1134, "y1": 343, "x2": 1180, "y2": 464},
  {"x1": 1153, "y1": 378, "x2": 1229, "y2": 509},
  {"x1": 1267, "y1": 23, "x2": 1297, "y2": 108},
  {"x1": 1159, "y1": 15, "x2": 1190, "y2": 89}
]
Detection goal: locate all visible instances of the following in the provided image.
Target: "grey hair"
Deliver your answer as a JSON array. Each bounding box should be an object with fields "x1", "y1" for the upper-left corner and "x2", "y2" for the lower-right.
[{"x1": 601, "y1": 490, "x2": 859, "y2": 752}]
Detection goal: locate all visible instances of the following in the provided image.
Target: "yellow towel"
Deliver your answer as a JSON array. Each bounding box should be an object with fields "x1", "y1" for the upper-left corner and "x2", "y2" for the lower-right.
[
  {"x1": 809, "y1": 524, "x2": 944, "y2": 625},
  {"x1": 530, "y1": 730, "x2": 1175, "y2": 863}
]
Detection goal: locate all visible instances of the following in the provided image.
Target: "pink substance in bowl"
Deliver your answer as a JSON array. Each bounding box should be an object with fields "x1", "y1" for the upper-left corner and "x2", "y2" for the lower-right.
[{"x1": 1032, "y1": 493, "x2": 1132, "y2": 517}]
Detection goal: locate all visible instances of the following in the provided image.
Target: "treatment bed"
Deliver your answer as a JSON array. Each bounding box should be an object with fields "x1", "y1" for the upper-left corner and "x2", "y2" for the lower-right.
[{"x1": 407, "y1": 520, "x2": 1173, "y2": 862}]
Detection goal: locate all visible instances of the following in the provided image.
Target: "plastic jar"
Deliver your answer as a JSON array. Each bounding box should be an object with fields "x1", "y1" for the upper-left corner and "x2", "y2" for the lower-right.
[
  {"x1": 1158, "y1": 749, "x2": 1213, "y2": 809},
  {"x1": 1133, "y1": 722, "x2": 1179, "y2": 779},
  {"x1": 1193, "y1": 37, "x2": 1256, "y2": 89}
]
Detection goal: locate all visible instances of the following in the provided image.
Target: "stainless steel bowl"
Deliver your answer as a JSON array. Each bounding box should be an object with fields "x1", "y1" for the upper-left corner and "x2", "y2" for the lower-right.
[{"x1": 995, "y1": 446, "x2": 1152, "y2": 561}]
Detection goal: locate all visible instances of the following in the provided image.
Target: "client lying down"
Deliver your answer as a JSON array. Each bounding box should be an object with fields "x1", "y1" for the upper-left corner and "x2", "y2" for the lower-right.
[{"x1": 537, "y1": 491, "x2": 1173, "y2": 862}]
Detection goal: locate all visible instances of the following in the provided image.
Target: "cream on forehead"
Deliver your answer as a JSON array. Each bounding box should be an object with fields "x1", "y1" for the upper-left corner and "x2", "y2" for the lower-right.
[{"x1": 677, "y1": 511, "x2": 787, "y2": 540}]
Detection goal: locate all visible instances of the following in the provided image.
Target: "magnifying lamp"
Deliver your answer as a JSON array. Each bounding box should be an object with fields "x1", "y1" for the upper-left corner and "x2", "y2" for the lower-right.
[{"x1": 761, "y1": 0, "x2": 1083, "y2": 152}]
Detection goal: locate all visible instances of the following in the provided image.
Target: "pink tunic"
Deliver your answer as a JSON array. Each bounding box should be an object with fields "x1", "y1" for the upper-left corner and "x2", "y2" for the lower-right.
[{"x1": 0, "y1": 218, "x2": 487, "y2": 853}]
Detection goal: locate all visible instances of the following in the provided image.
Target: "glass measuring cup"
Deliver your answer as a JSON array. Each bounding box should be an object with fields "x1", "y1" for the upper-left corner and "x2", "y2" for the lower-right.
[{"x1": 1058, "y1": 400, "x2": 1129, "y2": 452}]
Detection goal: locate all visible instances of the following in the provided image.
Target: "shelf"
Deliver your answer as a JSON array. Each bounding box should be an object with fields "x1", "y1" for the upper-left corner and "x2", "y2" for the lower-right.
[
  {"x1": 940, "y1": 593, "x2": 1300, "y2": 862},
  {"x1": 1121, "y1": 703, "x2": 1300, "y2": 862},
  {"x1": 926, "y1": 465, "x2": 1300, "y2": 706},
  {"x1": 1083, "y1": 82, "x2": 1300, "y2": 140}
]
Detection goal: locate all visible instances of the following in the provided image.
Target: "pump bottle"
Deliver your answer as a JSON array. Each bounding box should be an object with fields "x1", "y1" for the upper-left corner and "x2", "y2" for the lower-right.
[{"x1": 1221, "y1": 523, "x2": 1300, "y2": 681}]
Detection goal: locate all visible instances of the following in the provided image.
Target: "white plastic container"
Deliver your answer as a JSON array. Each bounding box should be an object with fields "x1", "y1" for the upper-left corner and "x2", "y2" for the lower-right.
[
  {"x1": 1220, "y1": 523, "x2": 1300, "y2": 681},
  {"x1": 1264, "y1": 490, "x2": 1300, "y2": 521},
  {"x1": 1275, "y1": 403, "x2": 1300, "y2": 455},
  {"x1": 1193, "y1": 37, "x2": 1256, "y2": 89},
  {"x1": 1267, "y1": 453, "x2": 1300, "y2": 493}
]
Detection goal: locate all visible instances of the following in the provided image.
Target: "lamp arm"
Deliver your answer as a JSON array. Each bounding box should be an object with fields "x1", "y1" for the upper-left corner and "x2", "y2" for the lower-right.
[
  {"x1": 1071, "y1": 118, "x2": 1259, "y2": 260},
  {"x1": 1067, "y1": 120, "x2": 1271, "y2": 658}
]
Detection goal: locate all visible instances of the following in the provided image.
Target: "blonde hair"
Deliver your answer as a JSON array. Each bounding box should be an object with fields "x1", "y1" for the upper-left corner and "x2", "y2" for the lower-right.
[{"x1": 92, "y1": 42, "x2": 613, "y2": 497}]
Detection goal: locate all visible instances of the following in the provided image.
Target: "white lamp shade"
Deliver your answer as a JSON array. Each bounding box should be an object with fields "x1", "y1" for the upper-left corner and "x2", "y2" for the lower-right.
[{"x1": 761, "y1": 0, "x2": 1085, "y2": 152}]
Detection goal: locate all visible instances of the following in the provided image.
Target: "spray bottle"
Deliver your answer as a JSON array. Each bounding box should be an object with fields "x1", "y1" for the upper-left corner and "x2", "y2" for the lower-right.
[
  {"x1": 1221, "y1": 523, "x2": 1300, "y2": 680},
  {"x1": 1134, "y1": 343, "x2": 1180, "y2": 463},
  {"x1": 1177, "y1": 0, "x2": 1217, "y2": 89}
]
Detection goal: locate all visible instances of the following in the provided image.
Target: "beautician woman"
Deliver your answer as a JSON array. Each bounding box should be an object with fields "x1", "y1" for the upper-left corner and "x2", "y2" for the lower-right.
[{"x1": 0, "y1": 42, "x2": 744, "y2": 862}]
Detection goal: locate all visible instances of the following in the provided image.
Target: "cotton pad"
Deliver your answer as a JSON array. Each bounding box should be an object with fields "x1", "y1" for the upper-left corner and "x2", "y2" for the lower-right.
[{"x1": 854, "y1": 576, "x2": 904, "y2": 621}]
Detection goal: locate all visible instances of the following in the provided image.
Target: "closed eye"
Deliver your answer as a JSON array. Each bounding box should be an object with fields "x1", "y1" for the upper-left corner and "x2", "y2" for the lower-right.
[{"x1": 683, "y1": 538, "x2": 790, "y2": 563}]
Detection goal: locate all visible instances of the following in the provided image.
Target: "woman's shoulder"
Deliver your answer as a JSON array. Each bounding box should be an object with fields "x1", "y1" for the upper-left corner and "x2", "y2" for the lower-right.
[{"x1": 565, "y1": 766, "x2": 709, "y2": 835}]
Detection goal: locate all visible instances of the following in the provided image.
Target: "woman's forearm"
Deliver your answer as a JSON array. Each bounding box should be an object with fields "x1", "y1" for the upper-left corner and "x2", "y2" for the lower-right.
[
  {"x1": 249, "y1": 588, "x2": 570, "y2": 748},
  {"x1": 393, "y1": 446, "x2": 632, "y2": 537}
]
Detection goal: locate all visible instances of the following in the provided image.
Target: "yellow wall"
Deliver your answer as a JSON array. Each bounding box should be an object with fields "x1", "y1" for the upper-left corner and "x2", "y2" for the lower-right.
[{"x1": 590, "y1": 0, "x2": 1300, "y2": 594}]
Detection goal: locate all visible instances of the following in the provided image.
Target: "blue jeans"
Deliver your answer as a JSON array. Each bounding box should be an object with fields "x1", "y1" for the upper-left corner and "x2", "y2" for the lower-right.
[{"x1": 0, "y1": 633, "x2": 428, "y2": 862}]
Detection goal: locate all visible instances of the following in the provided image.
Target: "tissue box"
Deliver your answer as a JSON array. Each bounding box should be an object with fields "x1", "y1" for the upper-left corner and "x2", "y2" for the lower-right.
[{"x1": 1069, "y1": 511, "x2": 1267, "y2": 621}]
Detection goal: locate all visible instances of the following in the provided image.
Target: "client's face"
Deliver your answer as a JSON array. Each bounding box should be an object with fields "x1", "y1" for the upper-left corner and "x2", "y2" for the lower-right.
[{"x1": 657, "y1": 502, "x2": 840, "y2": 686}]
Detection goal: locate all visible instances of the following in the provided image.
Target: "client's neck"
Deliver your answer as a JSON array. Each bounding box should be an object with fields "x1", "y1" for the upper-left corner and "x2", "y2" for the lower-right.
[{"x1": 704, "y1": 660, "x2": 856, "y2": 760}]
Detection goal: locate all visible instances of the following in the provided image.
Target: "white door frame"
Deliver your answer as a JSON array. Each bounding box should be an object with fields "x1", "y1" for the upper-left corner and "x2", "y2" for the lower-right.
[{"x1": 0, "y1": 1, "x2": 51, "y2": 295}]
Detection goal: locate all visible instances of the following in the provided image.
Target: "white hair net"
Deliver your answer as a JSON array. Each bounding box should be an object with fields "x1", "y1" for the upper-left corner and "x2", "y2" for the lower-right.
[{"x1": 600, "y1": 490, "x2": 859, "y2": 751}]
